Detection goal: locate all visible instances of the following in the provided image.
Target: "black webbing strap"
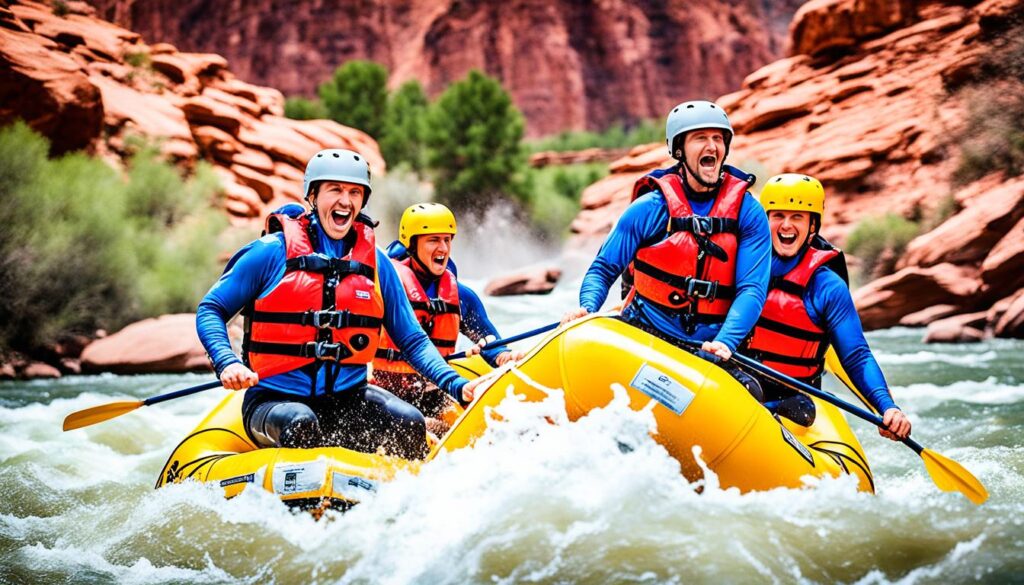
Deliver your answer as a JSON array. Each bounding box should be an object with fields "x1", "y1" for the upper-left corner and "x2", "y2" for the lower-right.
[
  {"x1": 769, "y1": 277, "x2": 807, "y2": 298},
  {"x1": 247, "y1": 340, "x2": 354, "y2": 362},
  {"x1": 250, "y1": 309, "x2": 382, "y2": 330},
  {"x1": 633, "y1": 259, "x2": 736, "y2": 301},
  {"x1": 755, "y1": 317, "x2": 826, "y2": 342},
  {"x1": 285, "y1": 255, "x2": 375, "y2": 279},
  {"x1": 668, "y1": 216, "x2": 739, "y2": 236},
  {"x1": 409, "y1": 299, "x2": 461, "y2": 315}
]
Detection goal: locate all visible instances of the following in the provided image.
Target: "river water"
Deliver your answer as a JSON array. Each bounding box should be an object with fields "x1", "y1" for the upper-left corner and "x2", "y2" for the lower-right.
[{"x1": 1, "y1": 275, "x2": 1022, "y2": 584}]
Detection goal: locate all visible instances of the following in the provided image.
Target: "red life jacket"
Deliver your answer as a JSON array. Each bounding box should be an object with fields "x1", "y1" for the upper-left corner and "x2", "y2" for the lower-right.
[
  {"x1": 243, "y1": 213, "x2": 385, "y2": 377},
  {"x1": 373, "y1": 258, "x2": 461, "y2": 375},
  {"x1": 744, "y1": 243, "x2": 844, "y2": 382},
  {"x1": 627, "y1": 170, "x2": 748, "y2": 329}
]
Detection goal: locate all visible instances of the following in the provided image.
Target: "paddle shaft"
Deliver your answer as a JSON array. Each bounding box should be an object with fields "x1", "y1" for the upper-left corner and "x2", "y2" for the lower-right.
[
  {"x1": 143, "y1": 379, "x2": 223, "y2": 407},
  {"x1": 446, "y1": 321, "x2": 559, "y2": 361},
  {"x1": 711, "y1": 346, "x2": 924, "y2": 454}
]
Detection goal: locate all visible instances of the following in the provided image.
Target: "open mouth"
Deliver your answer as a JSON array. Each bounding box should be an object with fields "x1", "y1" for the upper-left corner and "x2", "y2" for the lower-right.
[
  {"x1": 699, "y1": 155, "x2": 717, "y2": 169},
  {"x1": 432, "y1": 254, "x2": 447, "y2": 269},
  {"x1": 778, "y1": 233, "x2": 798, "y2": 245},
  {"x1": 330, "y1": 209, "x2": 352, "y2": 227}
]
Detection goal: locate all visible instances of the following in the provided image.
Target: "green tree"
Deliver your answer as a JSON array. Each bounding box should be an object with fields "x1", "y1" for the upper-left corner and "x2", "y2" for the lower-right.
[
  {"x1": 424, "y1": 70, "x2": 526, "y2": 209},
  {"x1": 317, "y1": 60, "x2": 389, "y2": 139},
  {"x1": 380, "y1": 80, "x2": 429, "y2": 172},
  {"x1": 284, "y1": 96, "x2": 326, "y2": 120}
]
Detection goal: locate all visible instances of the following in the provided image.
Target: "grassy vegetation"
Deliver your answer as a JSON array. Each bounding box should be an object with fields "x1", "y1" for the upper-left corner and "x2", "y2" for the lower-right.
[
  {"x1": 524, "y1": 119, "x2": 662, "y2": 154},
  {"x1": 845, "y1": 213, "x2": 921, "y2": 281},
  {"x1": 522, "y1": 162, "x2": 608, "y2": 239},
  {"x1": 0, "y1": 122, "x2": 226, "y2": 354},
  {"x1": 950, "y1": 19, "x2": 1024, "y2": 186}
]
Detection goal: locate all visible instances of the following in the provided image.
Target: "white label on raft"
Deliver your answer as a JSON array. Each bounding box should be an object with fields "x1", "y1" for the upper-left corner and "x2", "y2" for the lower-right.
[
  {"x1": 630, "y1": 363, "x2": 695, "y2": 415},
  {"x1": 332, "y1": 472, "x2": 379, "y2": 502},
  {"x1": 780, "y1": 425, "x2": 815, "y2": 465},
  {"x1": 273, "y1": 460, "x2": 326, "y2": 495}
]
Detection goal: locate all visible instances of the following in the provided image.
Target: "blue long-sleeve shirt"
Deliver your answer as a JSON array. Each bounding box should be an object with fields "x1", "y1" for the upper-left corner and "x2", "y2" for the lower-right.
[
  {"x1": 196, "y1": 218, "x2": 468, "y2": 401},
  {"x1": 771, "y1": 252, "x2": 897, "y2": 413},
  {"x1": 580, "y1": 165, "x2": 770, "y2": 351}
]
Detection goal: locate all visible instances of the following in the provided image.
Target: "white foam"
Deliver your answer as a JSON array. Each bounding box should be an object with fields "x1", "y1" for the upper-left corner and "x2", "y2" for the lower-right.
[
  {"x1": 892, "y1": 377, "x2": 1024, "y2": 405},
  {"x1": 875, "y1": 350, "x2": 998, "y2": 366}
]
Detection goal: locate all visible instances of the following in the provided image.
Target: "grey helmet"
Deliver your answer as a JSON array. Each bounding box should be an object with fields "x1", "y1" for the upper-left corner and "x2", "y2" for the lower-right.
[
  {"x1": 302, "y1": 148, "x2": 372, "y2": 202},
  {"x1": 665, "y1": 100, "x2": 733, "y2": 159}
]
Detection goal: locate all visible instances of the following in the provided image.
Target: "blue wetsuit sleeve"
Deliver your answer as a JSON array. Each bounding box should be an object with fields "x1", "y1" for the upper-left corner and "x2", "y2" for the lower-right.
[
  {"x1": 714, "y1": 194, "x2": 770, "y2": 351},
  {"x1": 579, "y1": 193, "x2": 668, "y2": 313},
  {"x1": 457, "y1": 283, "x2": 507, "y2": 366},
  {"x1": 196, "y1": 235, "x2": 287, "y2": 376},
  {"x1": 812, "y1": 269, "x2": 898, "y2": 413},
  {"x1": 378, "y1": 249, "x2": 468, "y2": 399}
]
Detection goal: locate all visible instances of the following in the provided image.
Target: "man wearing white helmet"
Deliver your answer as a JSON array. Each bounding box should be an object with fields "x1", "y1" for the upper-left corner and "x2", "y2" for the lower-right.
[
  {"x1": 196, "y1": 149, "x2": 487, "y2": 459},
  {"x1": 563, "y1": 101, "x2": 770, "y2": 373}
]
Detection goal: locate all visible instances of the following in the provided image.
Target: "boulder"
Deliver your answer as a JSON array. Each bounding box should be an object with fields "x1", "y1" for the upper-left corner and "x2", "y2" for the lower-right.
[
  {"x1": 922, "y1": 312, "x2": 987, "y2": 343},
  {"x1": 985, "y1": 288, "x2": 1024, "y2": 329},
  {"x1": 898, "y1": 176, "x2": 1024, "y2": 269},
  {"x1": 485, "y1": 267, "x2": 562, "y2": 297},
  {"x1": 980, "y1": 214, "x2": 1024, "y2": 290},
  {"x1": 853, "y1": 263, "x2": 981, "y2": 330},
  {"x1": 80, "y1": 314, "x2": 213, "y2": 374},
  {"x1": 898, "y1": 304, "x2": 960, "y2": 327},
  {"x1": 993, "y1": 290, "x2": 1024, "y2": 338},
  {"x1": 89, "y1": 73, "x2": 196, "y2": 159},
  {"x1": 22, "y1": 361, "x2": 61, "y2": 379}
]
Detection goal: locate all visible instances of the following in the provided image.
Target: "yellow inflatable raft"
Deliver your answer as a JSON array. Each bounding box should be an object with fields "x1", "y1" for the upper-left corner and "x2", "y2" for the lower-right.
[{"x1": 156, "y1": 315, "x2": 872, "y2": 507}]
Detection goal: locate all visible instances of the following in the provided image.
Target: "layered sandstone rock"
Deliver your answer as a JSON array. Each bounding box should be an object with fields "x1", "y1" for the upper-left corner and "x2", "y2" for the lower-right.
[
  {"x1": 79, "y1": 314, "x2": 212, "y2": 374},
  {"x1": 565, "y1": 0, "x2": 1024, "y2": 338},
  {"x1": 88, "y1": 0, "x2": 802, "y2": 137},
  {"x1": 1, "y1": 0, "x2": 384, "y2": 223}
]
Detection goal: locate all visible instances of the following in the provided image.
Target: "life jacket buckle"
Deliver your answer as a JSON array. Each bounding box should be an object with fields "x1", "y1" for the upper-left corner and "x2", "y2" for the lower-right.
[
  {"x1": 692, "y1": 216, "x2": 712, "y2": 237},
  {"x1": 427, "y1": 298, "x2": 447, "y2": 314},
  {"x1": 306, "y1": 341, "x2": 350, "y2": 361}
]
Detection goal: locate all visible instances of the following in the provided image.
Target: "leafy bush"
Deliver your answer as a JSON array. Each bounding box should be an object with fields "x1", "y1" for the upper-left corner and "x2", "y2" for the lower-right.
[
  {"x1": 845, "y1": 213, "x2": 921, "y2": 281},
  {"x1": 525, "y1": 119, "x2": 662, "y2": 154},
  {"x1": 381, "y1": 80, "x2": 429, "y2": 173},
  {"x1": 0, "y1": 123, "x2": 225, "y2": 353},
  {"x1": 318, "y1": 60, "x2": 389, "y2": 139},
  {"x1": 284, "y1": 96, "x2": 327, "y2": 120},
  {"x1": 521, "y1": 162, "x2": 607, "y2": 239},
  {"x1": 424, "y1": 70, "x2": 527, "y2": 210}
]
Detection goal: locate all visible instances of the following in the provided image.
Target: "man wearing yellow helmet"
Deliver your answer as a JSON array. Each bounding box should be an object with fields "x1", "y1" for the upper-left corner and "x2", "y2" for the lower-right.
[
  {"x1": 743, "y1": 173, "x2": 911, "y2": 440},
  {"x1": 373, "y1": 203, "x2": 524, "y2": 432}
]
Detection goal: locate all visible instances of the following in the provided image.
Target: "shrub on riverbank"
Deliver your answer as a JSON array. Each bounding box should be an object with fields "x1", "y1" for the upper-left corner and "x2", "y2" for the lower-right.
[
  {"x1": 0, "y1": 123, "x2": 225, "y2": 354},
  {"x1": 524, "y1": 119, "x2": 662, "y2": 154}
]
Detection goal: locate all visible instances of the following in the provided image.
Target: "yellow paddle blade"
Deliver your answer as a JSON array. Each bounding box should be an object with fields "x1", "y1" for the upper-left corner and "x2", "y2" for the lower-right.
[
  {"x1": 62, "y1": 400, "x2": 144, "y2": 431},
  {"x1": 921, "y1": 448, "x2": 989, "y2": 505}
]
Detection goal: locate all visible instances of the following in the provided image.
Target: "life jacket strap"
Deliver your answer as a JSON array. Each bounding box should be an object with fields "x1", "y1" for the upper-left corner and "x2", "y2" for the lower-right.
[
  {"x1": 250, "y1": 309, "x2": 382, "y2": 330},
  {"x1": 247, "y1": 340, "x2": 355, "y2": 362},
  {"x1": 285, "y1": 255, "x2": 375, "y2": 279},
  {"x1": 634, "y1": 259, "x2": 736, "y2": 302}
]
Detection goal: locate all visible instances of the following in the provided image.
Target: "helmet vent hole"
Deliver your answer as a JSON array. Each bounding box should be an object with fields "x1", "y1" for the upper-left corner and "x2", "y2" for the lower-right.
[
  {"x1": 332, "y1": 152, "x2": 339, "y2": 158},
  {"x1": 354, "y1": 155, "x2": 361, "y2": 161},
  {"x1": 316, "y1": 153, "x2": 323, "y2": 158},
  {"x1": 672, "y1": 108, "x2": 678, "y2": 113},
  {"x1": 686, "y1": 104, "x2": 694, "y2": 109}
]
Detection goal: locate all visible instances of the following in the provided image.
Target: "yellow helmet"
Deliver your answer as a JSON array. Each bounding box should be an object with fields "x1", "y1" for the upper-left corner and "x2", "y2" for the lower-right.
[
  {"x1": 759, "y1": 173, "x2": 825, "y2": 216},
  {"x1": 399, "y1": 203, "x2": 457, "y2": 248}
]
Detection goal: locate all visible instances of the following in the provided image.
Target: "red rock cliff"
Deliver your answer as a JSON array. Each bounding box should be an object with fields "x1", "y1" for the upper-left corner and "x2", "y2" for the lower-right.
[
  {"x1": 0, "y1": 0, "x2": 384, "y2": 223},
  {"x1": 87, "y1": 0, "x2": 803, "y2": 137},
  {"x1": 570, "y1": 0, "x2": 1024, "y2": 338}
]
